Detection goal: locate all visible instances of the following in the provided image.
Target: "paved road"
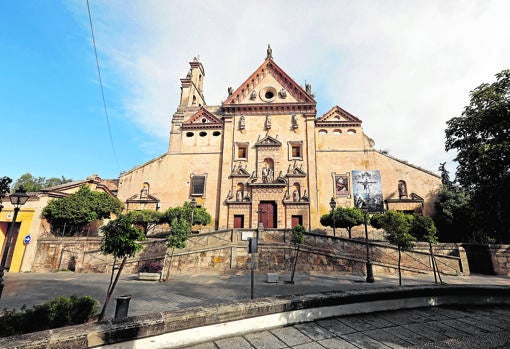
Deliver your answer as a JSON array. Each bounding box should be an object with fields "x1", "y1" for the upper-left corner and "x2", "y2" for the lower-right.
[
  {"x1": 182, "y1": 305, "x2": 510, "y2": 349},
  {"x1": 2, "y1": 271, "x2": 510, "y2": 319}
]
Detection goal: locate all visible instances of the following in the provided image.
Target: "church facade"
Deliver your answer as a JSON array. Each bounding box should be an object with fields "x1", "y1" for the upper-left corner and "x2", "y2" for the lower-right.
[{"x1": 117, "y1": 47, "x2": 440, "y2": 232}]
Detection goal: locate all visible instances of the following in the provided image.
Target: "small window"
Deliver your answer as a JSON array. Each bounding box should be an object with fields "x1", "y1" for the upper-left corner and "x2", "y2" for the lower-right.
[
  {"x1": 347, "y1": 129, "x2": 356, "y2": 135},
  {"x1": 186, "y1": 132, "x2": 194, "y2": 137},
  {"x1": 199, "y1": 131, "x2": 207, "y2": 137},
  {"x1": 191, "y1": 176, "x2": 206, "y2": 196},
  {"x1": 333, "y1": 129, "x2": 341, "y2": 135},
  {"x1": 213, "y1": 131, "x2": 221, "y2": 136},
  {"x1": 319, "y1": 129, "x2": 328, "y2": 135},
  {"x1": 292, "y1": 145, "x2": 301, "y2": 158},
  {"x1": 201, "y1": 118, "x2": 207, "y2": 123},
  {"x1": 238, "y1": 146, "x2": 247, "y2": 159}
]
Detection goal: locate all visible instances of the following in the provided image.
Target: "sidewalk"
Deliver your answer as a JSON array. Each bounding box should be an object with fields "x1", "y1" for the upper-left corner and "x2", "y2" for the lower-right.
[{"x1": 2, "y1": 271, "x2": 510, "y2": 319}]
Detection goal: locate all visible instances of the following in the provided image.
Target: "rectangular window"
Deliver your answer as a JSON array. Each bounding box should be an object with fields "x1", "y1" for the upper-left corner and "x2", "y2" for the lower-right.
[
  {"x1": 191, "y1": 175, "x2": 206, "y2": 196},
  {"x1": 236, "y1": 143, "x2": 249, "y2": 161},
  {"x1": 292, "y1": 145, "x2": 301, "y2": 158},
  {"x1": 288, "y1": 141, "x2": 303, "y2": 160}
]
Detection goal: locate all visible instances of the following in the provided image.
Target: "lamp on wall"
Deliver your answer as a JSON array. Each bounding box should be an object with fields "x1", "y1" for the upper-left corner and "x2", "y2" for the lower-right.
[
  {"x1": 0, "y1": 188, "x2": 29, "y2": 299},
  {"x1": 329, "y1": 197, "x2": 336, "y2": 237}
]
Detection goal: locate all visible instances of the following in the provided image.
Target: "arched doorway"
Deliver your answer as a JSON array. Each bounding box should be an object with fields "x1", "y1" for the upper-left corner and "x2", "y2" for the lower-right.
[{"x1": 258, "y1": 201, "x2": 277, "y2": 228}]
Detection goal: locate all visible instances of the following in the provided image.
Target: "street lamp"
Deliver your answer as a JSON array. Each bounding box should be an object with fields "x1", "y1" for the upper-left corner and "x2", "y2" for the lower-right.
[
  {"x1": 329, "y1": 197, "x2": 336, "y2": 237},
  {"x1": 360, "y1": 203, "x2": 375, "y2": 283},
  {"x1": 189, "y1": 198, "x2": 197, "y2": 233},
  {"x1": 0, "y1": 188, "x2": 29, "y2": 299}
]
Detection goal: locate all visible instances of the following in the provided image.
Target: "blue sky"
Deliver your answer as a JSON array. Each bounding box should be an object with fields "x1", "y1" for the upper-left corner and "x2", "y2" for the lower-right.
[{"x1": 1, "y1": 1, "x2": 509, "y2": 183}]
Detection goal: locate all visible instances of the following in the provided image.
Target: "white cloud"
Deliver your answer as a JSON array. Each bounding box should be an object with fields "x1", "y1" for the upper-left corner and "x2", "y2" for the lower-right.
[{"x1": 75, "y1": 0, "x2": 510, "y2": 176}]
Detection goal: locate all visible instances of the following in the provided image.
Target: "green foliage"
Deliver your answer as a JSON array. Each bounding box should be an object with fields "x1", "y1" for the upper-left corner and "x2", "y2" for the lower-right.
[
  {"x1": 320, "y1": 207, "x2": 364, "y2": 238},
  {"x1": 290, "y1": 224, "x2": 305, "y2": 246},
  {"x1": 161, "y1": 201, "x2": 212, "y2": 227},
  {"x1": 410, "y1": 215, "x2": 438, "y2": 243},
  {"x1": 13, "y1": 173, "x2": 72, "y2": 192},
  {"x1": 0, "y1": 176, "x2": 12, "y2": 212},
  {"x1": 371, "y1": 211, "x2": 416, "y2": 251},
  {"x1": 167, "y1": 217, "x2": 190, "y2": 249},
  {"x1": 126, "y1": 209, "x2": 163, "y2": 236},
  {"x1": 0, "y1": 295, "x2": 97, "y2": 337},
  {"x1": 43, "y1": 185, "x2": 123, "y2": 236},
  {"x1": 445, "y1": 69, "x2": 510, "y2": 241},
  {"x1": 100, "y1": 214, "x2": 145, "y2": 258}
]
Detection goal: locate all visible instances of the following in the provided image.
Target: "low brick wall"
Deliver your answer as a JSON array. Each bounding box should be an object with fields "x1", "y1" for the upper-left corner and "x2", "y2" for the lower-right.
[
  {"x1": 32, "y1": 230, "x2": 467, "y2": 278},
  {"x1": 1, "y1": 285, "x2": 509, "y2": 349}
]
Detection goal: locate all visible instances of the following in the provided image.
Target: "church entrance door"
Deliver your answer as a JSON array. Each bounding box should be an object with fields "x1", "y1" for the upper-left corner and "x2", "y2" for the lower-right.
[{"x1": 258, "y1": 201, "x2": 276, "y2": 228}]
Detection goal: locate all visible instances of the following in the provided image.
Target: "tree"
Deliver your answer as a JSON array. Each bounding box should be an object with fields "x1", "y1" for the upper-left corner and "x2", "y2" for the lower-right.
[
  {"x1": 320, "y1": 207, "x2": 364, "y2": 238},
  {"x1": 126, "y1": 210, "x2": 163, "y2": 236},
  {"x1": 409, "y1": 215, "x2": 442, "y2": 284},
  {"x1": 0, "y1": 176, "x2": 12, "y2": 212},
  {"x1": 445, "y1": 69, "x2": 510, "y2": 242},
  {"x1": 98, "y1": 214, "x2": 145, "y2": 321},
  {"x1": 13, "y1": 173, "x2": 73, "y2": 192},
  {"x1": 163, "y1": 217, "x2": 190, "y2": 281},
  {"x1": 371, "y1": 211, "x2": 415, "y2": 286},
  {"x1": 161, "y1": 201, "x2": 212, "y2": 227},
  {"x1": 42, "y1": 185, "x2": 123, "y2": 236},
  {"x1": 289, "y1": 224, "x2": 305, "y2": 284}
]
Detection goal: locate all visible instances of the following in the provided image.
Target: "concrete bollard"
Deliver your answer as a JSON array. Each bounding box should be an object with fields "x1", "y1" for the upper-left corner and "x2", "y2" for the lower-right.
[{"x1": 114, "y1": 295, "x2": 132, "y2": 319}]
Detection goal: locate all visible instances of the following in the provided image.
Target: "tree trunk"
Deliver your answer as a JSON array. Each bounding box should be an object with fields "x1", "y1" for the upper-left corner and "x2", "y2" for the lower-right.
[
  {"x1": 429, "y1": 242, "x2": 438, "y2": 284},
  {"x1": 98, "y1": 256, "x2": 127, "y2": 321},
  {"x1": 398, "y1": 245, "x2": 402, "y2": 286},
  {"x1": 164, "y1": 248, "x2": 175, "y2": 282},
  {"x1": 290, "y1": 245, "x2": 300, "y2": 284},
  {"x1": 347, "y1": 228, "x2": 352, "y2": 239}
]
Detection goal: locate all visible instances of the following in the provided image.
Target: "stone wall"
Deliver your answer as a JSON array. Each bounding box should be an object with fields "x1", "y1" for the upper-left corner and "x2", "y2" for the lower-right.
[
  {"x1": 463, "y1": 244, "x2": 510, "y2": 276},
  {"x1": 32, "y1": 230, "x2": 467, "y2": 278}
]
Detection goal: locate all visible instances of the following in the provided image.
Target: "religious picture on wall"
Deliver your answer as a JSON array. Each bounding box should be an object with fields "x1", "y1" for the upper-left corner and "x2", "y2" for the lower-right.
[
  {"x1": 335, "y1": 175, "x2": 349, "y2": 196},
  {"x1": 352, "y1": 170, "x2": 384, "y2": 213}
]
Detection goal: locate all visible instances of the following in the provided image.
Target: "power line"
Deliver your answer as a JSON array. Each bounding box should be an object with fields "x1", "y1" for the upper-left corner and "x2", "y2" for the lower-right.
[{"x1": 86, "y1": 0, "x2": 121, "y2": 173}]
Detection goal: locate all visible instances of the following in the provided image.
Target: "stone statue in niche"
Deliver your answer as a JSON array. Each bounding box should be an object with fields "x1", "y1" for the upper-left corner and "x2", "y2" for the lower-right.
[
  {"x1": 250, "y1": 90, "x2": 257, "y2": 100},
  {"x1": 291, "y1": 114, "x2": 298, "y2": 129},
  {"x1": 268, "y1": 167, "x2": 274, "y2": 182},
  {"x1": 293, "y1": 190, "x2": 299, "y2": 202},
  {"x1": 262, "y1": 166, "x2": 268, "y2": 183},
  {"x1": 279, "y1": 88, "x2": 287, "y2": 98},
  {"x1": 398, "y1": 181, "x2": 408, "y2": 198},
  {"x1": 265, "y1": 114, "x2": 271, "y2": 130},
  {"x1": 236, "y1": 190, "x2": 243, "y2": 202},
  {"x1": 239, "y1": 115, "x2": 245, "y2": 130}
]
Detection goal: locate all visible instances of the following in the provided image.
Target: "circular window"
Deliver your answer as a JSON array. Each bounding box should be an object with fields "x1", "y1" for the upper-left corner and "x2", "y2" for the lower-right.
[
  {"x1": 186, "y1": 132, "x2": 194, "y2": 137},
  {"x1": 213, "y1": 131, "x2": 221, "y2": 136},
  {"x1": 201, "y1": 118, "x2": 207, "y2": 123},
  {"x1": 259, "y1": 86, "x2": 277, "y2": 102},
  {"x1": 199, "y1": 131, "x2": 207, "y2": 137}
]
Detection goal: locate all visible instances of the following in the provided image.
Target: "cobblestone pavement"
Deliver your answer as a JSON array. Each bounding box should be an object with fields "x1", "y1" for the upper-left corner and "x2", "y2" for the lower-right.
[
  {"x1": 2, "y1": 271, "x2": 510, "y2": 319},
  {"x1": 181, "y1": 305, "x2": 510, "y2": 349}
]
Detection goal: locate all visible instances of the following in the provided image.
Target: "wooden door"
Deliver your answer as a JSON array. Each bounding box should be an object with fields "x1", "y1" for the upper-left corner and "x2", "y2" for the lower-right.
[
  {"x1": 233, "y1": 215, "x2": 244, "y2": 228},
  {"x1": 291, "y1": 215, "x2": 303, "y2": 228},
  {"x1": 258, "y1": 201, "x2": 276, "y2": 228}
]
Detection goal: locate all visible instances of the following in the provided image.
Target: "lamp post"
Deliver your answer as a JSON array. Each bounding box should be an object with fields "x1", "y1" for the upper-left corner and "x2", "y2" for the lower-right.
[
  {"x1": 0, "y1": 188, "x2": 29, "y2": 299},
  {"x1": 329, "y1": 197, "x2": 336, "y2": 237},
  {"x1": 361, "y1": 203, "x2": 375, "y2": 283},
  {"x1": 189, "y1": 198, "x2": 197, "y2": 234}
]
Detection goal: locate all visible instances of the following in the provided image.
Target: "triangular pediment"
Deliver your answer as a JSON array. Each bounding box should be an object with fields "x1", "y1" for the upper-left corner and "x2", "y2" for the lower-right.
[
  {"x1": 182, "y1": 108, "x2": 223, "y2": 129},
  {"x1": 224, "y1": 58, "x2": 316, "y2": 106},
  {"x1": 255, "y1": 134, "x2": 282, "y2": 147},
  {"x1": 316, "y1": 106, "x2": 362, "y2": 126}
]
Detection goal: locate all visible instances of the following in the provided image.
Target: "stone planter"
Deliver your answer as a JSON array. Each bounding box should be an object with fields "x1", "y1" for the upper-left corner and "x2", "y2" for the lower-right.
[{"x1": 138, "y1": 272, "x2": 161, "y2": 281}]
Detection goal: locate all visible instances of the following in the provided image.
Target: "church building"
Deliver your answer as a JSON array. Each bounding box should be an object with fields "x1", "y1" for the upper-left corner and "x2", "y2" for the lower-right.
[{"x1": 117, "y1": 46, "x2": 440, "y2": 232}]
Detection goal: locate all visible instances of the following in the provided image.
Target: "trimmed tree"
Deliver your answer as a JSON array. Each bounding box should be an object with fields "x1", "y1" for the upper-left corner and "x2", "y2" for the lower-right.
[
  {"x1": 320, "y1": 207, "x2": 364, "y2": 238},
  {"x1": 410, "y1": 215, "x2": 442, "y2": 284},
  {"x1": 289, "y1": 224, "x2": 305, "y2": 284},
  {"x1": 371, "y1": 211, "x2": 415, "y2": 285},
  {"x1": 98, "y1": 214, "x2": 145, "y2": 321},
  {"x1": 163, "y1": 217, "x2": 191, "y2": 281},
  {"x1": 126, "y1": 209, "x2": 163, "y2": 236},
  {"x1": 0, "y1": 176, "x2": 12, "y2": 212},
  {"x1": 43, "y1": 185, "x2": 123, "y2": 236}
]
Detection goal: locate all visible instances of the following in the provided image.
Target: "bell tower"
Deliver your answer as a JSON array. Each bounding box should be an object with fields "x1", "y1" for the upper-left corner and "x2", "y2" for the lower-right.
[{"x1": 179, "y1": 57, "x2": 206, "y2": 107}]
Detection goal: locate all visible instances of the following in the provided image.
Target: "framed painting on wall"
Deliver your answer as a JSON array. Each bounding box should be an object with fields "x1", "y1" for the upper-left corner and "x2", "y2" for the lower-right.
[
  {"x1": 352, "y1": 170, "x2": 384, "y2": 213},
  {"x1": 334, "y1": 174, "x2": 350, "y2": 197}
]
